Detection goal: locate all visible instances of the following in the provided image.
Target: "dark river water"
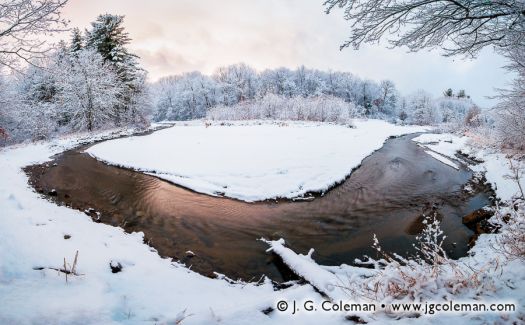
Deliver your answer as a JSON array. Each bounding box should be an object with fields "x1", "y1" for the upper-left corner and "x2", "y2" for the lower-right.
[{"x1": 26, "y1": 133, "x2": 490, "y2": 282}]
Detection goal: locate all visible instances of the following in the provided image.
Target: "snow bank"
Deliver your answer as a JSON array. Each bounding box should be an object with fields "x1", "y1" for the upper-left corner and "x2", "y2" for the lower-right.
[
  {"x1": 424, "y1": 150, "x2": 460, "y2": 170},
  {"x1": 413, "y1": 133, "x2": 524, "y2": 201},
  {"x1": 86, "y1": 120, "x2": 427, "y2": 202}
]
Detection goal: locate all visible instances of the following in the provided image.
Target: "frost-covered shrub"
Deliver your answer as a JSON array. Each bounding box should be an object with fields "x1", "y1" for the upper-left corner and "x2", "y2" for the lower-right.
[
  {"x1": 492, "y1": 199, "x2": 525, "y2": 261},
  {"x1": 352, "y1": 213, "x2": 491, "y2": 302},
  {"x1": 207, "y1": 94, "x2": 360, "y2": 124}
]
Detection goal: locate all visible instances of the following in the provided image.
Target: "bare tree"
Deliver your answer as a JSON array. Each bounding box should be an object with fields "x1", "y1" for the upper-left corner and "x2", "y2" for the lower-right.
[
  {"x1": 0, "y1": 0, "x2": 68, "y2": 73},
  {"x1": 379, "y1": 79, "x2": 396, "y2": 114},
  {"x1": 324, "y1": 0, "x2": 525, "y2": 57}
]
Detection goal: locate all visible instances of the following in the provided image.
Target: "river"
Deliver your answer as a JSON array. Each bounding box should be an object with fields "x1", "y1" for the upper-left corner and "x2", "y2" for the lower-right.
[{"x1": 26, "y1": 132, "x2": 491, "y2": 282}]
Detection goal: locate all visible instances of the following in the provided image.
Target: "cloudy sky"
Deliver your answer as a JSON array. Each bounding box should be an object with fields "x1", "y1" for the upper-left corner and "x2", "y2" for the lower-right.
[{"x1": 61, "y1": 0, "x2": 513, "y2": 106}]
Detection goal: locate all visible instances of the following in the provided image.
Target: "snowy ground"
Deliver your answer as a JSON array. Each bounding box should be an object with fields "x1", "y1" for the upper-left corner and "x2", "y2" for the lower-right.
[
  {"x1": 85, "y1": 120, "x2": 427, "y2": 202},
  {"x1": 1, "y1": 124, "x2": 523, "y2": 324}
]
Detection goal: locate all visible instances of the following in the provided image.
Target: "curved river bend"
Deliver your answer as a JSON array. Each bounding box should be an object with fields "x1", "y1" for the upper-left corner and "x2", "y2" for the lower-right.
[{"x1": 27, "y1": 133, "x2": 490, "y2": 282}]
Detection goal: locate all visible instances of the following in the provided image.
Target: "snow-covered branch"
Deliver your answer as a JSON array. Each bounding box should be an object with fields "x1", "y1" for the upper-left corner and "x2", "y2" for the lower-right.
[{"x1": 0, "y1": 0, "x2": 69, "y2": 73}]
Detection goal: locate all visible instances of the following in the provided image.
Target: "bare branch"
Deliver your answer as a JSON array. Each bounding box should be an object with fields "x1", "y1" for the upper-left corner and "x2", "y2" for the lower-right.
[
  {"x1": 0, "y1": 0, "x2": 69, "y2": 73},
  {"x1": 324, "y1": 0, "x2": 525, "y2": 57}
]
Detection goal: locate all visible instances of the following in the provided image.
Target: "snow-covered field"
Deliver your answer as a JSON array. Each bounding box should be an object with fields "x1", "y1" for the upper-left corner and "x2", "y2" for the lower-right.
[
  {"x1": 1, "y1": 123, "x2": 523, "y2": 324},
  {"x1": 86, "y1": 120, "x2": 427, "y2": 202}
]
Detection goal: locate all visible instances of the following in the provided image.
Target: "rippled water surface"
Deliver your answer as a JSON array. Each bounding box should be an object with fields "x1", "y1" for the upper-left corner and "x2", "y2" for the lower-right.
[{"x1": 27, "y1": 133, "x2": 490, "y2": 281}]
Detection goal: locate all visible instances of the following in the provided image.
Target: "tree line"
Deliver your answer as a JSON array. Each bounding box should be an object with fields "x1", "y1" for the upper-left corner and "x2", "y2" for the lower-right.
[{"x1": 150, "y1": 64, "x2": 481, "y2": 128}]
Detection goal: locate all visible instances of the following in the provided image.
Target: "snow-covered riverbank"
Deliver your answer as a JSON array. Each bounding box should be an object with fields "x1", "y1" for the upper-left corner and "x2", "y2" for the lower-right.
[
  {"x1": 413, "y1": 133, "x2": 524, "y2": 201},
  {"x1": 1, "y1": 123, "x2": 523, "y2": 324},
  {"x1": 85, "y1": 120, "x2": 427, "y2": 202}
]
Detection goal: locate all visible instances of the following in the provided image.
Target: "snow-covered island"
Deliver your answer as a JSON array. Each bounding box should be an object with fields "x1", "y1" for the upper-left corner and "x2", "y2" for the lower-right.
[{"x1": 86, "y1": 120, "x2": 427, "y2": 202}]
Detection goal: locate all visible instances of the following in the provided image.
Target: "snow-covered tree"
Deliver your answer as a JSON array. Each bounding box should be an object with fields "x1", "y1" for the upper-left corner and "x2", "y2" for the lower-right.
[
  {"x1": 358, "y1": 79, "x2": 380, "y2": 116},
  {"x1": 324, "y1": 71, "x2": 356, "y2": 102},
  {"x1": 18, "y1": 61, "x2": 57, "y2": 103},
  {"x1": 324, "y1": 0, "x2": 525, "y2": 57},
  {"x1": 495, "y1": 44, "x2": 525, "y2": 149},
  {"x1": 457, "y1": 89, "x2": 467, "y2": 98},
  {"x1": 1, "y1": 66, "x2": 58, "y2": 142},
  {"x1": 0, "y1": 0, "x2": 68, "y2": 73},
  {"x1": 0, "y1": 75, "x2": 16, "y2": 142},
  {"x1": 85, "y1": 14, "x2": 148, "y2": 124},
  {"x1": 151, "y1": 76, "x2": 180, "y2": 121},
  {"x1": 377, "y1": 80, "x2": 398, "y2": 116},
  {"x1": 69, "y1": 28, "x2": 83, "y2": 54},
  {"x1": 54, "y1": 48, "x2": 124, "y2": 131},
  {"x1": 151, "y1": 72, "x2": 218, "y2": 121},
  {"x1": 293, "y1": 66, "x2": 326, "y2": 98},
  {"x1": 406, "y1": 90, "x2": 439, "y2": 125},
  {"x1": 213, "y1": 63, "x2": 258, "y2": 105},
  {"x1": 259, "y1": 67, "x2": 296, "y2": 98},
  {"x1": 435, "y1": 96, "x2": 472, "y2": 125},
  {"x1": 85, "y1": 14, "x2": 133, "y2": 67}
]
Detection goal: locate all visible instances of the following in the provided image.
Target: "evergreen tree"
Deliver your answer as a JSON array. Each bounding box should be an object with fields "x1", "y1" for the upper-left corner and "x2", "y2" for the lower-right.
[
  {"x1": 443, "y1": 88, "x2": 453, "y2": 97},
  {"x1": 85, "y1": 14, "x2": 147, "y2": 125},
  {"x1": 70, "y1": 28, "x2": 83, "y2": 54},
  {"x1": 85, "y1": 14, "x2": 140, "y2": 82}
]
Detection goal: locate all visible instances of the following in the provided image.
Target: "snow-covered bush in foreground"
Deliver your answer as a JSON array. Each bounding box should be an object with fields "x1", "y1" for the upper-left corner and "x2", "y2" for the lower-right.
[
  {"x1": 207, "y1": 94, "x2": 361, "y2": 125},
  {"x1": 350, "y1": 214, "x2": 489, "y2": 303},
  {"x1": 265, "y1": 203, "x2": 524, "y2": 322},
  {"x1": 491, "y1": 200, "x2": 525, "y2": 262}
]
